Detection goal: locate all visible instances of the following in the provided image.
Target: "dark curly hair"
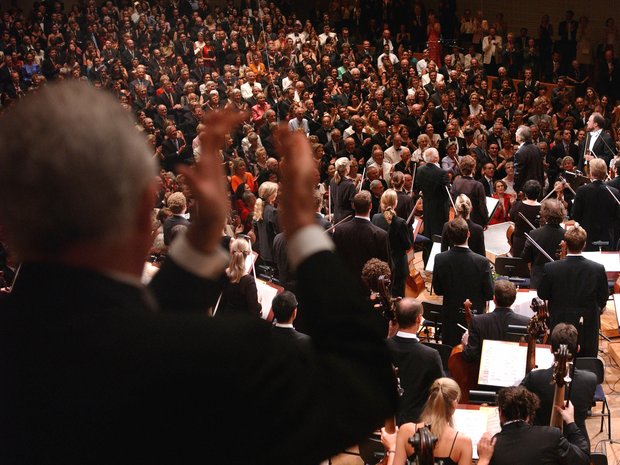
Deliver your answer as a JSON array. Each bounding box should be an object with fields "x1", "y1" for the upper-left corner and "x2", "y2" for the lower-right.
[
  {"x1": 497, "y1": 386, "x2": 540, "y2": 423},
  {"x1": 361, "y1": 258, "x2": 391, "y2": 292}
]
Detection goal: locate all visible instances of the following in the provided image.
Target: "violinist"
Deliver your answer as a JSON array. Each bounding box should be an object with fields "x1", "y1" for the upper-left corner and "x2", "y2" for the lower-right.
[
  {"x1": 477, "y1": 387, "x2": 589, "y2": 465},
  {"x1": 387, "y1": 299, "x2": 444, "y2": 425},
  {"x1": 521, "y1": 324, "x2": 597, "y2": 445},
  {"x1": 508, "y1": 180, "x2": 541, "y2": 257},
  {"x1": 537, "y1": 225, "x2": 609, "y2": 357},
  {"x1": 440, "y1": 194, "x2": 486, "y2": 257},
  {"x1": 521, "y1": 199, "x2": 566, "y2": 289},
  {"x1": 450, "y1": 155, "x2": 489, "y2": 227},
  {"x1": 393, "y1": 378, "x2": 473, "y2": 465},
  {"x1": 433, "y1": 218, "x2": 494, "y2": 347},
  {"x1": 461, "y1": 280, "x2": 530, "y2": 363}
]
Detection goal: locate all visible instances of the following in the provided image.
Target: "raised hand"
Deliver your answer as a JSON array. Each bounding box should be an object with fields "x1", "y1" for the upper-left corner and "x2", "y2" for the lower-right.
[{"x1": 177, "y1": 110, "x2": 247, "y2": 253}]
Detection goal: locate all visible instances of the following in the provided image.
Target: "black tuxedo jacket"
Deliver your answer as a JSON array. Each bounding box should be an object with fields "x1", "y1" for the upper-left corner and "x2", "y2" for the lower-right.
[
  {"x1": 522, "y1": 366, "x2": 597, "y2": 441},
  {"x1": 538, "y1": 256, "x2": 609, "y2": 357},
  {"x1": 462, "y1": 307, "x2": 530, "y2": 362},
  {"x1": 387, "y1": 336, "x2": 444, "y2": 425},
  {"x1": 572, "y1": 180, "x2": 620, "y2": 249},
  {"x1": 577, "y1": 132, "x2": 617, "y2": 168},
  {"x1": 440, "y1": 219, "x2": 486, "y2": 258},
  {"x1": 521, "y1": 224, "x2": 566, "y2": 289},
  {"x1": 333, "y1": 217, "x2": 388, "y2": 289},
  {"x1": 329, "y1": 177, "x2": 356, "y2": 224},
  {"x1": 489, "y1": 422, "x2": 589, "y2": 465},
  {"x1": 514, "y1": 141, "x2": 544, "y2": 193},
  {"x1": 0, "y1": 251, "x2": 397, "y2": 465},
  {"x1": 432, "y1": 247, "x2": 494, "y2": 347},
  {"x1": 438, "y1": 136, "x2": 466, "y2": 158},
  {"x1": 270, "y1": 325, "x2": 312, "y2": 354},
  {"x1": 414, "y1": 163, "x2": 450, "y2": 240}
]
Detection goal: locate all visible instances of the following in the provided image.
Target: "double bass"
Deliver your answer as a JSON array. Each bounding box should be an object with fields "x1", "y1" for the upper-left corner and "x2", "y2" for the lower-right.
[
  {"x1": 526, "y1": 298, "x2": 550, "y2": 374},
  {"x1": 447, "y1": 299, "x2": 478, "y2": 403},
  {"x1": 549, "y1": 344, "x2": 573, "y2": 431}
]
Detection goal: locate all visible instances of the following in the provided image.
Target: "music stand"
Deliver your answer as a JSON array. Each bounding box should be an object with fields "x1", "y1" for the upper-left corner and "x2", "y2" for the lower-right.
[
  {"x1": 494, "y1": 257, "x2": 530, "y2": 279},
  {"x1": 505, "y1": 324, "x2": 528, "y2": 342}
]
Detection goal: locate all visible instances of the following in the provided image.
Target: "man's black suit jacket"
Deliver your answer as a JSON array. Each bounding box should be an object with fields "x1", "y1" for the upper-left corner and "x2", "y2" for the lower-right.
[
  {"x1": 488, "y1": 422, "x2": 589, "y2": 465},
  {"x1": 572, "y1": 180, "x2": 620, "y2": 250},
  {"x1": 462, "y1": 307, "x2": 530, "y2": 362},
  {"x1": 451, "y1": 176, "x2": 489, "y2": 227},
  {"x1": 414, "y1": 163, "x2": 450, "y2": 241},
  {"x1": 577, "y1": 132, "x2": 617, "y2": 169},
  {"x1": 0, "y1": 251, "x2": 397, "y2": 465},
  {"x1": 537, "y1": 255, "x2": 609, "y2": 357},
  {"x1": 514, "y1": 140, "x2": 544, "y2": 193},
  {"x1": 522, "y1": 366, "x2": 596, "y2": 442},
  {"x1": 333, "y1": 217, "x2": 388, "y2": 289},
  {"x1": 270, "y1": 325, "x2": 312, "y2": 356},
  {"x1": 387, "y1": 336, "x2": 444, "y2": 425},
  {"x1": 521, "y1": 224, "x2": 566, "y2": 289},
  {"x1": 438, "y1": 136, "x2": 467, "y2": 158},
  {"x1": 432, "y1": 247, "x2": 494, "y2": 347}
]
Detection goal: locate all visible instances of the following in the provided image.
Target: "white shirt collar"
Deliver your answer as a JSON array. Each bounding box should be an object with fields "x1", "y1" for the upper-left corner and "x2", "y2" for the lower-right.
[
  {"x1": 355, "y1": 215, "x2": 371, "y2": 221},
  {"x1": 275, "y1": 323, "x2": 295, "y2": 328},
  {"x1": 396, "y1": 331, "x2": 419, "y2": 340}
]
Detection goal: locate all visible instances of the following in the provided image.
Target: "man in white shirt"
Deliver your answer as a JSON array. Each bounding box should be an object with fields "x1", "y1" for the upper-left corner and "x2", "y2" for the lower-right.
[
  {"x1": 482, "y1": 27, "x2": 503, "y2": 76},
  {"x1": 240, "y1": 71, "x2": 262, "y2": 101},
  {"x1": 318, "y1": 25, "x2": 337, "y2": 46},
  {"x1": 384, "y1": 135, "x2": 404, "y2": 165}
]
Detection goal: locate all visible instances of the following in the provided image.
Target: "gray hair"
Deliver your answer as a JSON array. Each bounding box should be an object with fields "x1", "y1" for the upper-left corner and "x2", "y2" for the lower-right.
[
  {"x1": 423, "y1": 147, "x2": 439, "y2": 163},
  {"x1": 0, "y1": 82, "x2": 156, "y2": 259},
  {"x1": 516, "y1": 125, "x2": 531, "y2": 142}
]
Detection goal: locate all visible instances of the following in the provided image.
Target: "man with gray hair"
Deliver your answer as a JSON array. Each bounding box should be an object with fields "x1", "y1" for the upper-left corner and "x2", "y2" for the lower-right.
[
  {"x1": 415, "y1": 147, "x2": 450, "y2": 264},
  {"x1": 514, "y1": 124, "x2": 544, "y2": 194},
  {"x1": 0, "y1": 83, "x2": 397, "y2": 465}
]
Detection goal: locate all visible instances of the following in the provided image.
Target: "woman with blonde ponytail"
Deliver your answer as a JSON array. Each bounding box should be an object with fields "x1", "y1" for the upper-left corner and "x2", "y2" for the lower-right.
[
  {"x1": 217, "y1": 238, "x2": 262, "y2": 317},
  {"x1": 392, "y1": 378, "x2": 472, "y2": 465},
  {"x1": 253, "y1": 181, "x2": 279, "y2": 265},
  {"x1": 329, "y1": 157, "x2": 356, "y2": 223},
  {"x1": 371, "y1": 189, "x2": 412, "y2": 297}
]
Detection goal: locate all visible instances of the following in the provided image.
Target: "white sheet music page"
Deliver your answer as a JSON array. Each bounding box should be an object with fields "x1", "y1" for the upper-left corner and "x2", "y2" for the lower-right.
[{"x1": 478, "y1": 340, "x2": 527, "y2": 386}]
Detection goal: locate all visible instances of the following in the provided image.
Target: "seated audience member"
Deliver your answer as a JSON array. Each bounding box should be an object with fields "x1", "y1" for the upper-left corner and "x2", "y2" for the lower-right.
[
  {"x1": 476, "y1": 387, "x2": 589, "y2": 465},
  {"x1": 521, "y1": 323, "x2": 597, "y2": 445},
  {"x1": 387, "y1": 299, "x2": 444, "y2": 425},
  {"x1": 461, "y1": 280, "x2": 530, "y2": 362}
]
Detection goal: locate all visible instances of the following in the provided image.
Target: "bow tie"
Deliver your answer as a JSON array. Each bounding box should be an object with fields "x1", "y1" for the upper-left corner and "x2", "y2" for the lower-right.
[{"x1": 395, "y1": 147, "x2": 402, "y2": 151}]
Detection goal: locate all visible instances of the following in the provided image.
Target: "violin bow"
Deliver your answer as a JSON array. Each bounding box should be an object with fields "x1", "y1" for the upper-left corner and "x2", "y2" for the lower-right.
[
  {"x1": 518, "y1": 211, "x2": 537, "y2": 230},
  {"x1": 524, "y1": 232, "x2": 555, "y2": 262}
]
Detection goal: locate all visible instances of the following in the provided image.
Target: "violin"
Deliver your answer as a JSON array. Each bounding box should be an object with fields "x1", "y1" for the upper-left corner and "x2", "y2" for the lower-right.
[
  {"x1": 506, "y1": 222, "x2": 515, "y2": 247},
  {"x1": 525, "y1": 298, "x2": 549, "y2": 374},
  {"x1": 408, "y1": 426, "x2": 438, "y2": 465},
  {"x1": 549, "y1": 344, "x2": 572, "y2": 432},
  {"x1": 447, "y1": 299, "x2": 478, "y2": 404}
]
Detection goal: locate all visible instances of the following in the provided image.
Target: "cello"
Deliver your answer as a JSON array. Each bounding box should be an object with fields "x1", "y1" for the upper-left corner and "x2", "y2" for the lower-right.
[
  {"x1": 447, "y1": 299, "x2": 478, "y2": 403},
  {"x1": 549, "y1": 344, "x2": 573, "y2": 432},
  {"x1": 408, "y1": 426, "x2": 438, "y2": 465},
  {"x1": 526, "y1": 298, "x2": 549, "y2": 374}
]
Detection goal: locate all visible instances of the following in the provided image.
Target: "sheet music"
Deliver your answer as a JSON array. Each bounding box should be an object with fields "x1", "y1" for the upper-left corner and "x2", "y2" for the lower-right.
[
  {"x1": 582, "y1": 252, "x2": 620, "y2": 272},
  {"x1": 424, "y1": 241, "x2": 442, "y2": 272},
  {"x1": 256, "y1": 279, "x2": 279, "y2": 320},
  {"x1": 478, "y1": 340, "x2": 527, "y2": 386},
  {"x1": 486, "y1": 196, "x2": 500, "y2": 220},
  {"x1": 483, "y1": 222, "x2": 512, "y2": 257},
  {"x1": 453, "y1": 407, "x2": 501, "y2": 459}
]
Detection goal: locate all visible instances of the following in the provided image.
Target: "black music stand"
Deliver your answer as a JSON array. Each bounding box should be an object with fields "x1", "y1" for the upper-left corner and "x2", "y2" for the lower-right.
[{"x1": 495, "y1": 257, "x2": 530, "y2": 279}]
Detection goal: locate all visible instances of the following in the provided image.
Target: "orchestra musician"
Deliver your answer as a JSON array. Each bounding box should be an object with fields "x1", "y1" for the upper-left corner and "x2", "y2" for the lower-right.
[
  {"x1": 508, "y1": 180, "x2": 541, "y2": 257},
  {"x1": 577, "y1": 112, "x2": 617, "y2": 170},
  {"x1": 450, "y1": 155, "x2": 489, "y2": 227},
  {"x1": 329, "y1": 157, "x2": 356, "y2": 223},
  {"x1": 414, "y1": 147, "x2": 450, "y2": 265},
  {"x1": 572, "y1": 158, "x2": 620, "y2": 251},
  {"x1": 387, "y1": 299, "x2": 444, "y2": 425},
  {"x1": 393, "y1": 378, "x2": 473, "y2": 465},
  {"x1": 514, "y1": 125, "x2": 545, "y2": 195},
  {"x1": 477, "y1": 387, "x2": 590, "y2": 465},
  {"x1": 0, "y1": 84, "x2": 399, "y2": 465},
  {"x1": 433, "y1": 218, "x2": 494, "y2": 347},
  {"x1": 461, "y1": 280, "x2": 530, "y2": 363},
  {"x1": 440, "y1": 194, "x2": 487, "y2": 257},
  {"x1": 521, "y1": 199, "x2": 566, "y2": 289},
  {"x1": 521, "y1": 324, "x2": 597, "y2": 445},
  {"x1": 537, "y1": 225, "x2": 609, "y2": 357}
]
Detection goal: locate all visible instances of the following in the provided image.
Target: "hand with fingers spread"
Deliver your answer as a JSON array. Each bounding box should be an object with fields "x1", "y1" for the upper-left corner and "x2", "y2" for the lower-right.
[
  {"x1": 476, "y1": 432, "x2": 496, "y2": 465},
  {"x1": 177, "y1": 110, "x2": 247, "y2": 254},
  {"x1": 275, "y1": 126, "x2": 317, "y2": 237}
]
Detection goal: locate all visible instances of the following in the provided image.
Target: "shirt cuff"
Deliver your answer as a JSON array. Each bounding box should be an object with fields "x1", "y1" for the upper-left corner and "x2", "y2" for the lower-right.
[
  {"x1": 288, "y1": 225, "x2": 335, "y2": 270},
  {"x1": 168, "y1": 232, "x2": 229, "y2": 280}
]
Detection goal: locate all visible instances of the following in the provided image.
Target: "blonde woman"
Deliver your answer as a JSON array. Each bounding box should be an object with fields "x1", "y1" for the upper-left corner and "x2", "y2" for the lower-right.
[
  {"x1": 329, "y1": 157, "x2": 356, "y2": 223},
  {"x1": 393, "y1": 378, "x2": 472, "y2": 465},
  {"x1": 371, "y1": 189, "x2": 412, "y2": 297},
  {"x1": 216, "y1": 238, "x2": 261, "y2": 317},
  {"x1": 253, "y1": 181, "x2": 279, "y2": 265}
]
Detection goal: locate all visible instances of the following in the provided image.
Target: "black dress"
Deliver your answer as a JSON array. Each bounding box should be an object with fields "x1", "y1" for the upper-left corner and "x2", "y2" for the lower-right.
[
  {"x1": 217, "y1": 274, "x2": 262, "y2": 317},
  {"x1": 509, "y1": 201, "x2": 540, "y2": 257},
  {"x1": 372, "y1": 214, "x2": 412, "y2": 297},
  {"x1": 253, "y1": 203, "x2": 278, "y2": 264}
]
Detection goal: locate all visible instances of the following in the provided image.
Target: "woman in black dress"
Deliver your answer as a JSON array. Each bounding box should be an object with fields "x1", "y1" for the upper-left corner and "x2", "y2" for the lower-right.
[
  {"x1": 371, "y1": 189, "x2": 412, "y2": 297},
  {"x1": 217, "y1": 238, "x2": 262, "y2": 318},
  {"x1": 509, "y1": 180, "x2": 542, "y2": 257},
  {"x1": 253, "y1": 181, "x2": 279, "y2": 265},
  {"x1": 329, "y1": 157, "x2": 356, "y2": 223}
]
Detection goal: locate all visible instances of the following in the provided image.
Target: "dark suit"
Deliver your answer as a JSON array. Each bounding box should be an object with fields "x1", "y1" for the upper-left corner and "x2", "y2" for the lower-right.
[
  {"x1": 0, "y1": 250, "x2": 397, "y2": 465},
  {"x1": 329, "y1": 178, "x2": 356, "y2": 224},
  {"x1": 440, "y1": 219, "x2": 486, "y2": 258},
  {"x1": 333, "y1": 217, "x2": 388, "y2": 290},
  {"x1": 395, "y1": 190, "x2": 415, "y2": 222},
  {"x1": 270, "y1": 325, "x2": 312, "y2": 355},
  {"x1": 438, "y1": 136, "x2": 467, "y2": 158},
  {"x1": 522, "y1": 366, "x2": 597, "y2": 443},
  {"x1": 462, "y1": 307, "x2": 530, "y2": 362},
  {"x1": 163, "y1": 214, "x2": 191, "y2": 245},
  {"x1": 414, "y1": 163, "x2": 450, "y2": 263},
  {"x1": 387, "y1": 335, "x2": 444, "y2": 425},
  {"x1": 514, "y1": 141, "x2": 544, "y2": 193},
  {"x1": 488, "y1": 422, "x2": 589, "y2": 465},
  {"x1": 537, "y1": 256, "x2": 609, "y2": 357},
  {"x1": 572, "y1": 180, "x2": 620, "y2": 250},
  {"x1": 577, "y1": 132, "x2": 617, "y2": 168},
  {"x1": 521, "y1": 224, "x2": 566, "y2": 289},
  {"x1": 433, "y1": 247, "x2": 494, "y2": 347},
  {"x1": 451, "y1": 176, "x2": 489, "y2": 227}
]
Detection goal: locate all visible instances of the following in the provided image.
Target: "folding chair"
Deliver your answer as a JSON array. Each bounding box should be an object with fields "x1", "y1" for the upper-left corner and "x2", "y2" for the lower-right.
[
  {"x1": 420, "y1": 301, "x2": 443, "y2": 342},
  {"x1": 575, "y1": 357, "x2": 611, "y2": 440}
]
